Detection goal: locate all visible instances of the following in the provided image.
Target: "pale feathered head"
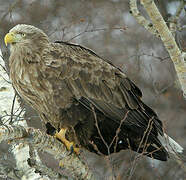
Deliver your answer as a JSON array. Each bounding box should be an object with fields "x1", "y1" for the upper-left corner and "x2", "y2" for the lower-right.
[{"x1": 4, "y1": 24, "x2": 49, "y2": 51}]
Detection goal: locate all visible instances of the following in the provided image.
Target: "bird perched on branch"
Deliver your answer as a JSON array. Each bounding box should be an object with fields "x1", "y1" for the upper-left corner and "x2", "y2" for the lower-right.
[{"x1": 5, "y1": 24, "x2": 183, "y2": 161}]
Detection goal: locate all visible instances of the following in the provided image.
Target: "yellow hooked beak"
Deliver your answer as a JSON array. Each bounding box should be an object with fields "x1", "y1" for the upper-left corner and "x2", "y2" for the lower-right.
[{"x1": 4, "y1": 32, "x2": 16, "y2": 46}]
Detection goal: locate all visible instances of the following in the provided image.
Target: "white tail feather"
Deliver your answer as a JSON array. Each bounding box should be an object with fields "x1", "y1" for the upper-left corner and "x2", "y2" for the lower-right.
[{"x1": 158, "y1": 133, "x2": 183, "y2": 154}]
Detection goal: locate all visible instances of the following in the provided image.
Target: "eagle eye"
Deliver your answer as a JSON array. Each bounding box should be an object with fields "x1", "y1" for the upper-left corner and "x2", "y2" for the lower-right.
[
  {"x1": 18, "y1": 32, "x2": 26, "y2": 37},
  {"x1": 21, "y1": 33, "x2": 26, "y2": 37}
]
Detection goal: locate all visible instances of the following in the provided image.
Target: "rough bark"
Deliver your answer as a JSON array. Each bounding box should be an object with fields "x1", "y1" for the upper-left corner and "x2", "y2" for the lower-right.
[{"x1": 0, "y1": 125, "x2": 93, "y2": 180}]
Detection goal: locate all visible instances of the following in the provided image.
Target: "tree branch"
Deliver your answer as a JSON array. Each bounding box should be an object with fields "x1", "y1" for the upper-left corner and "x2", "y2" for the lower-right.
[
  {"x1": 168, "y1": 0, "x2": 185, "y2": 36},
  {"x1": 129, "y1": 0, "x2": 159, "y2": 37},
  {"x1": 0, "y1": 125, "x2": 93, "y2": 180},
  {"x1": 138, "y1": 0, "x2": 186, "y2": 98},
  {"x1": 27, "y1": 145, "x2": 64, "y2": 179}
]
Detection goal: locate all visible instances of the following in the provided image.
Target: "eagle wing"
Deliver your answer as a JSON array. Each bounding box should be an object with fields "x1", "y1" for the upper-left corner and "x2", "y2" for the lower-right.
[{"x1": 41, "y1": 41, "x2": 163, "y2": 136}]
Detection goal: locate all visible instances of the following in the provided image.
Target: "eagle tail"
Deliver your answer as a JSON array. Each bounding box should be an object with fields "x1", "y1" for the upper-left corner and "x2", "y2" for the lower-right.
[{"x1": 158, "y1": 133, "x2": 183, "y2": 154}]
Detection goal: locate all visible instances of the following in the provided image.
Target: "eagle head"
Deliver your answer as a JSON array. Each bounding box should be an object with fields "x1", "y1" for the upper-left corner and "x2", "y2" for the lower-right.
[{"x1": 4, "y1": 24, "x2": 49, "y2": 52}]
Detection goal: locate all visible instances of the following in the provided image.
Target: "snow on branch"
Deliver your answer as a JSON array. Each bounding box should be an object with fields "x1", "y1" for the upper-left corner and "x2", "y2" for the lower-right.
[{"x1": 0, "y1": 125, "x2": 93, "y2": 180}]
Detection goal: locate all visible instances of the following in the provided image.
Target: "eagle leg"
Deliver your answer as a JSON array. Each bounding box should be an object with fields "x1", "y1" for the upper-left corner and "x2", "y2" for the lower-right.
[{"x1": 55, "y1": 128, "x2": 80, "y2": 155}]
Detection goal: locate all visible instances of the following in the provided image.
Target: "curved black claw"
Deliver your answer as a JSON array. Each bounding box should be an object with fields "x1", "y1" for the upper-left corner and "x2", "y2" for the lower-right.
[{"x1": 68, "y1": 145, "x2": 74, "y2": 156}]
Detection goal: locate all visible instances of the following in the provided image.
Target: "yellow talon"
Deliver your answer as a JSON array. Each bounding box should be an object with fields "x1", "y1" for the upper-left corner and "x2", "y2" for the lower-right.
[
  {"x1": 59, "y1": 161, "x2": 64, "y2": 168},
  {"x1": 55, "y1": 128, "x2": 80, "y2": 155}
]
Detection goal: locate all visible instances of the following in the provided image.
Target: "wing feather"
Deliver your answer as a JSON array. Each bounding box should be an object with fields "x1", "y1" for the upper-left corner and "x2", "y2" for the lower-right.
[{"x1": 42, "y1": 41, "x2": 163, "y2": 135}]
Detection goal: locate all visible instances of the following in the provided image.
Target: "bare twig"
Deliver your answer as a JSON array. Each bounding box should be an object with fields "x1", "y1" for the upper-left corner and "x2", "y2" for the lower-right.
[
  {"x1": 0, "y1": 62, "x2": 11, "y2": 84},
  {"x1": 127, "y1": 117, "x2": 154, "y2": 180},
  {"x1": 128, "y1": 53, "x2": 170, "y2": 62},
  {"x1": 137, "y1": 117, "x2": 153, "y2": 153},
  {"x1": 67, "y1": 25, "x2": 127, "y2": 42},
  {"x1": 91, "y1": 105, "x2": 118, "y2": 179},
  {"x1": 10, "y1": 94, "x2": 17, "y2": 124},
  {"x1": 112, "y1": 111, "x2": 129, "y2": 153},
  {"x1": 91, "y1": 105, "x2": 110, "y2": 154},
  {"x1": 0, "y1": 60, "x2": 8, "y2": 74}
]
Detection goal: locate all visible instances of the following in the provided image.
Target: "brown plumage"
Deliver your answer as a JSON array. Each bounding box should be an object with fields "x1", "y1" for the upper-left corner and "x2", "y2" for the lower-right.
[{"x1": 5, "y1": 24, "x2": 183, "y2": 161}]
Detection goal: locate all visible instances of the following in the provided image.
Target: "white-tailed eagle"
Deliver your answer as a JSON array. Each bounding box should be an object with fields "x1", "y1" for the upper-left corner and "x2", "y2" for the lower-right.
[{"x1": 4, "y1": 24, "x2": 183, "y2": 161}]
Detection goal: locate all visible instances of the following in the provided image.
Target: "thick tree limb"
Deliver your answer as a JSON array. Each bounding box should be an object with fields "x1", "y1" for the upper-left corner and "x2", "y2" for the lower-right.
[
  {"x1": 129, "y1": 0, "x2": 159, "y2": 37},
  {"x1": 136, "y1": 0, "x2": 186, "y2": 97},
  {"x1": 0, "y1": 125, "x2": 93, "y2": 180}
]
